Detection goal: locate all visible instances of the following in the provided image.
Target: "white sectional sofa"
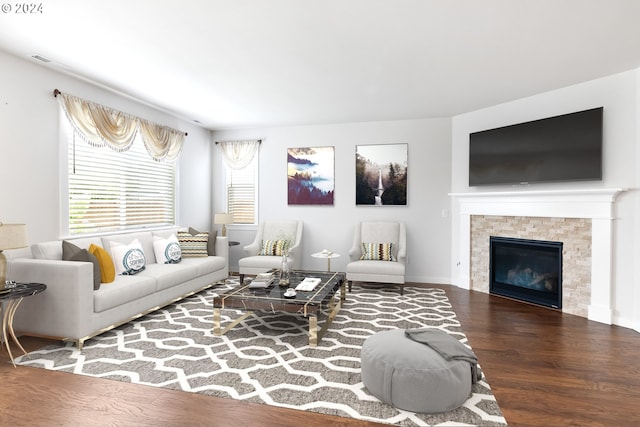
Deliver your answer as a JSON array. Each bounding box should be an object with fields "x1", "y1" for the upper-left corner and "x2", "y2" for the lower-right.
[{"x1": 7, "y1": 228, "x2": 228, "y2": 349}]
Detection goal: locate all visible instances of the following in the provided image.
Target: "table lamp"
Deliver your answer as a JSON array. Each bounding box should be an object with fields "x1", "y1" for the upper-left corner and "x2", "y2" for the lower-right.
[
  {"x1": 214, "y1": 213, "x2": 233, "y2": 237},
  {"x1": 0, "y1": 223, "x2": 28, "y2": 290}
]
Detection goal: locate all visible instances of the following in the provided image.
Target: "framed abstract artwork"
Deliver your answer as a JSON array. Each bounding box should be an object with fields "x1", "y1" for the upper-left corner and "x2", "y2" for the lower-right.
[
  {"x1": 355, "y1": 143, "x2": 407, "y2": 206},
  {"x1": 287, "y1": 146, "x2": 335, "y2": 205}
]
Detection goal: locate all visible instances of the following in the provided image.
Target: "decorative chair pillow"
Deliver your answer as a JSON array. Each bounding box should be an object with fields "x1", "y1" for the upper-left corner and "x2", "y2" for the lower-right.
[
  {"x1": 153, "y1": 234, "x2": 182, "y2": 264},
  {"x1": 360, "y1": 242, "x2": 396, "y2": 261},
  {"x1": 259, "y1": 239, "x2": 290, "y2": 256},
  {"x1": 110, "y1": 239, "x2": 147, "y2": 275},
  {"x1": 176, "y1": 231, "x2": 209, "y2": 257}
]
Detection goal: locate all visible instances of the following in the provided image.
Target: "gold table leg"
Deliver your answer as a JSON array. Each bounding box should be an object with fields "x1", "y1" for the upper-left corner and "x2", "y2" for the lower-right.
[
  {"x1": 309, "y1": 315, "x2": 318, "y2": 347},
  {"x1": 213, "y1": 308, "x2": 253, "y2": 336},
  {"x1": 213, "y1": 308, "x2": 221, "y2": 336},
  {"x1": 308, "y1": 281, "x2": 346, "y2": 347},
  {"x1": 1, "y1": 298, "x2": 28, "y2": 367}
]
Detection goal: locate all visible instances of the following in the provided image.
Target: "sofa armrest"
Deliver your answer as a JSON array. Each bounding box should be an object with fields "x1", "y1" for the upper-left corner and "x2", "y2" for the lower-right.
[
  {"x1": 7, "y1": 258, "x2": 95, "y2": 340},
  {"x1": 215, "y1": 236, "x2": 229, "y2": 274}
]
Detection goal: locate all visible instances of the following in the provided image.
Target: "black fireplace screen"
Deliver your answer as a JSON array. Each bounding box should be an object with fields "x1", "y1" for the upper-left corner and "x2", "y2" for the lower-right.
[{"x1": 490, "y1": 236, "x2": 562, "y2": 309}]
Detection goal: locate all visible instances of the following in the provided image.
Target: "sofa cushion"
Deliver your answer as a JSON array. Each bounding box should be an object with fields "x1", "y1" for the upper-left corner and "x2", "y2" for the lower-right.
[
  {"x1": 65, "y1": 236, "x2": 104, "y2": 251},
  {"x1": 347, "y1": 259, "x2": 405, "y2": 275},
  {"x1": 238, "y1": 255, "x2": 282, "y2": 271},
  {"x1": 360, "y1": 242, "x2": 396, "y2": 261},
  {"x1": 89, "y1": 244, "x2": 116, "y2": 283},
  {"x1": 180, "y1": 255, "x2": 227, "y2": 276},
  {"x1": 138, "y1": 263, "x2": 197, "y2": 291},
  {"x1": 153, "y1": 234, "x2": 182, "y2": 264},
  {"x1": 31, "y1": 241, "x2": 62, "y2": 260},
  {"x1": 32, "y1": 236, "x2": 102, "y2": 260},
  {"x1": 62, "y1": 241, "x2": 101, "y2": 290},
  {"x1": 93, "y1": 275, "x2": 157, "y2": 313},
  {"x1": 110, "y1": 239, "x2": 147, "y2": 276},
  {"x1": 177, "y1": 231, "x2": 209, "y2": 257}
]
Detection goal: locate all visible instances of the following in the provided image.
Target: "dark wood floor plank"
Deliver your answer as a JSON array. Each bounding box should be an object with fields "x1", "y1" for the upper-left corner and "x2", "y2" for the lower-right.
[{"x1": 1, "y1": 283, "x2": 639, "y2": 426}]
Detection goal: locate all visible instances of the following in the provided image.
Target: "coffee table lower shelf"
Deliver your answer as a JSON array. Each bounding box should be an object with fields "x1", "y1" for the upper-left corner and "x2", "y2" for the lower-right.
[{"x1": 212, "y1": 273, "x2": 345, "y2": 347}]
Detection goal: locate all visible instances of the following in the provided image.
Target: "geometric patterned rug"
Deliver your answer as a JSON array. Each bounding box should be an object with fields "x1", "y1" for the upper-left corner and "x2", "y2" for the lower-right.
[{"x1": 16, "y1": 285, "x2": 507, "y2": 426}]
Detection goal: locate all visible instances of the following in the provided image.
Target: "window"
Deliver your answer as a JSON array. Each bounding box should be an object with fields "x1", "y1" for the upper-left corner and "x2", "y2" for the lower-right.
[
  {"x1": 225, "y1": 156, "x2": 257, "y2": 225},
  {"x1": 64, "y1": 119, "x2": 176, "y2": 235}
]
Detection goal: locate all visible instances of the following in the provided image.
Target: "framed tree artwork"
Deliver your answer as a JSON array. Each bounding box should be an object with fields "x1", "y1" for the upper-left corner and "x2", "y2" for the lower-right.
[
  {"x1": 287, "y1": 146, "x2": 335, "y2": 205},
  {"x1": 355, "y1": 143, "x2": 407, "y2": 206}
]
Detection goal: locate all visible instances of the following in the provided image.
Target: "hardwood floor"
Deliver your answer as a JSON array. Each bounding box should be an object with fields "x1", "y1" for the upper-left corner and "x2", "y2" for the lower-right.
[{"x1": 1, "y1": 283, "x2": 639, "y2": 427}]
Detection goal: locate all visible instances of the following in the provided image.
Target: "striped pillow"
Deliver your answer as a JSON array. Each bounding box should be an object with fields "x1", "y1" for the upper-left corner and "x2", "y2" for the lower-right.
[
  {"x1": 177, "y1": 231, "x2": 209, "y2": 257},
  {"x1": 259, "y1": 239, "x2": 290, "y2": 256},
  {"x1": 360, "y1": 242, "x2": 396, "y2": 261}
]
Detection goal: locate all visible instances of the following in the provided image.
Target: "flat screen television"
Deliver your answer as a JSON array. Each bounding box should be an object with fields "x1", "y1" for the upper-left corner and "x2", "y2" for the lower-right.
[{"x1": 469, "y1": 107, "x2": 603, "y2": 186}]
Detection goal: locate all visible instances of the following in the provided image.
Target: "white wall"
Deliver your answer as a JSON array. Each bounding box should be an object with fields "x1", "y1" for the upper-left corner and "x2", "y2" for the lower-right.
[
  {"x1": 212, "y1": 119, "x2": 452, "y2": 283},
  {"x1": 450, "y1": 69, "x2": 640, "y2": 331},
  {"x1": 0, "y1": 51, "x2": 212, "y2": 244}
]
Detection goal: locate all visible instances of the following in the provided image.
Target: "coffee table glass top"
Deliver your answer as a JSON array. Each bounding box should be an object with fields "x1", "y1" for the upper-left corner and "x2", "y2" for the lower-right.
[{"x1": 214, "y1": 270, "x2": 345, "y2": 312}]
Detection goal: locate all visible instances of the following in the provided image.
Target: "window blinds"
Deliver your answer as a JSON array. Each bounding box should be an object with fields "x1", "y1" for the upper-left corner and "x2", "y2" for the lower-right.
[
  {"x1": 68, "y1": 131, "x2": 175, "y2": 235},
  {"x1": 226, "y1": 161, "x2": 256, "y2": 224}
]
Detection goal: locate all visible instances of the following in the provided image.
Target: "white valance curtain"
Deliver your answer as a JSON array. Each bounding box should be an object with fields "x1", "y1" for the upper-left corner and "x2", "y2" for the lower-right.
[
  {"x1": 56, "y1": 90, "x2": 184, "y2": 161},
  {"x1": 217, "y1": 139, "x2": 261, "y2": 169}
]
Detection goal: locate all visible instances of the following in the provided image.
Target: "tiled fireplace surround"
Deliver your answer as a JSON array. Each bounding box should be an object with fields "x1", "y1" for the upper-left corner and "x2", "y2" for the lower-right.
[{"x1": 452, "y1": 189, "x2": 624, "y2": 324}]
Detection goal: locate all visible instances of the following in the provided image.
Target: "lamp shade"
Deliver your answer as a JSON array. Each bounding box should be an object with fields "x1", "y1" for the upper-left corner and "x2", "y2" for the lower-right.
[
  {"x1": 0, "y1": 223, "x2": 28, "y2": 250},
  {"x1": 214, "y1": 213, "x2": 234, "y2": 225}
]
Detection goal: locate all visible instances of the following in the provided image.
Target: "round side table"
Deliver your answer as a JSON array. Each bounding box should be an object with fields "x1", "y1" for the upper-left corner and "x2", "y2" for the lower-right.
[
  {"x1": 311, "y1": 251, "x2": 341, "y2": 272},
  {"x1": 0, "y1": 282, "x2": 46, "y2": 367}
]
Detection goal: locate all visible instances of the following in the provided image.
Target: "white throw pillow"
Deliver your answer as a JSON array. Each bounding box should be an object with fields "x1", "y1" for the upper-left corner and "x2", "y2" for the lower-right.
[
  {"x1": 153, "y1": 234, "x2": 182, "y2": 264},
  {"x1": 110, "y1": 239, "x2": 146, "y2": 275}
]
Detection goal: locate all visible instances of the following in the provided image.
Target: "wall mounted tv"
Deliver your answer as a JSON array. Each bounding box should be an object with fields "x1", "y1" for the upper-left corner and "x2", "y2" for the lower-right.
[{"x1": 469, "y1": 107, "x2": 603, "y2": 186}]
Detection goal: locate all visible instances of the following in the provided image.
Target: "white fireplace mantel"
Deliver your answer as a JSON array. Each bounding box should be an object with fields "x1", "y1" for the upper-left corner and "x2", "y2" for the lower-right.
[
  {"x1": 450, "y1": 188, "x2": 626, "y2": 325},
  {"x1": 449, "y1": 188, "x2": 625, "y2": 219}
]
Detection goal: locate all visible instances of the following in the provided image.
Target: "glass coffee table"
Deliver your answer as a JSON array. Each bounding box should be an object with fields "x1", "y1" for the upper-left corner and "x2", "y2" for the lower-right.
[{"x1": 212, "y1": 270, "x2": 346, "y2": 346}]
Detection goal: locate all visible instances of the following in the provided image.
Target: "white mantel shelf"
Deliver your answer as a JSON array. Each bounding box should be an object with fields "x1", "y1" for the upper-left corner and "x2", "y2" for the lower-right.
[
  {"x1": 449, "y1": 188, "x2": 625, "y2": 199},
  {"x1": 450, "y1": 187, "x2": 627, "y2": 325},
  {"x1": 449, "y1": 188, "x2": 626, "y2": 219}
]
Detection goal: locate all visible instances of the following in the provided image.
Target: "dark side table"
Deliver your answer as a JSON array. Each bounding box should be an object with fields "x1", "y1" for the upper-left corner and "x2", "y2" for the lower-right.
[{"x1": 0, "y1": 282, "x2": 46, "y2": 367}]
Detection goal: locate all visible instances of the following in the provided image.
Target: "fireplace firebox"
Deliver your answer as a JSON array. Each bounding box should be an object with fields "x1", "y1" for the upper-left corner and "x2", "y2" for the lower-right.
[{"x1": 489, "y1": 236, "x2": 562, "y2": 309}]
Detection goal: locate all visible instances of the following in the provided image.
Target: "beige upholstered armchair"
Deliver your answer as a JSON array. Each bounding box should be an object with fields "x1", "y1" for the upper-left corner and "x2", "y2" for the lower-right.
[
  {"x1": 346, "y1": 221, "x2": 406, "y2": 294},
  {"x1": 238, "y1": 219, "x2": 303, "y2": 282}
]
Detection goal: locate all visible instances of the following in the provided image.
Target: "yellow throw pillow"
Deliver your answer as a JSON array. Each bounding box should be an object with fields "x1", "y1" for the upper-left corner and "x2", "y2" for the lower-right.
[{"x1": 89, "y1": 243, "x2": 116, "y2": 283}]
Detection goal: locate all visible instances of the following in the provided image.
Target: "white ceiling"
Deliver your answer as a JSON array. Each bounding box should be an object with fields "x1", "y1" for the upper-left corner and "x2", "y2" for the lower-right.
[{"x1": 2, "y1": 0, "x2": 640, "y2": 130}]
